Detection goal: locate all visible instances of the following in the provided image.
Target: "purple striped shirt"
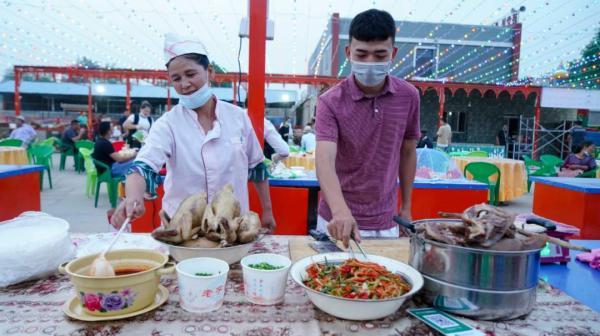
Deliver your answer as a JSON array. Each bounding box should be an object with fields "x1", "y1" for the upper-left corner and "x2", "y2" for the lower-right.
[{"x1": 316, "y1": 75, "x2": 420, "y2": 230}]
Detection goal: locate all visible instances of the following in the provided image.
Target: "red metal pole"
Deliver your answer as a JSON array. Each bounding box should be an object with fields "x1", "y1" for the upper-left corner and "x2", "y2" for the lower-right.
[
  {"x1": 247, "y1": 0, "x2": 267, "y2": 145},
  {"x1": 126, "y1": 78, "x2": 131, "y2": 114},
  {"x1": 438, "y1": 88, "x2": 445, "y2": 127},
  {"x1": 511, "y1": 23, "x2": 522, "y2": 82},
  {"x1": 87, "y1": 82, "x2": 93, "y2": 140},
  {"x1": 331, "y1": 13, "x2": 340, "y2": 77},
  {"x1": 14, "y1": 68, "x2": 21, "y2": 116}
]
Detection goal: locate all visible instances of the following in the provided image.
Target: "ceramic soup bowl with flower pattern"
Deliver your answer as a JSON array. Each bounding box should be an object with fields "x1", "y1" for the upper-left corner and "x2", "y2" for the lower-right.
[{"x1": 59, "y1": 249, "x2": 174, "y2": 316}]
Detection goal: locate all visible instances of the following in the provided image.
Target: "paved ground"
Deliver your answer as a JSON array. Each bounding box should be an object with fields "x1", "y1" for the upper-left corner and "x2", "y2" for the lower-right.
[
  {"x1": 39, "y1": 153, "x2": 535, "y2": 233},
  {"x1": 40, "y1": 154, "x2": 114, "y2": 232}
]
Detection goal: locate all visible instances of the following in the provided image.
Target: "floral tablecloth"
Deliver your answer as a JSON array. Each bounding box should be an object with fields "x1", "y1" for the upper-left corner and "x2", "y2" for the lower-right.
[{"x1": 1, "y1": 235, "x2": 599, "y2": 335}]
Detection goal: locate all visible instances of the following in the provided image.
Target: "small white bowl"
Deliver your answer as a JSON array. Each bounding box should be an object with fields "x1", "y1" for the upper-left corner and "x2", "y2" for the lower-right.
[
  {"x1": 290, "y1": 253, "x2": 424, "y2": 320},
  {"x1": 176, "y1": 257, "x2": 229, "y2": 313},
  {"x1": 241, "y1": 253, "x2": 291, "y2": 305}
]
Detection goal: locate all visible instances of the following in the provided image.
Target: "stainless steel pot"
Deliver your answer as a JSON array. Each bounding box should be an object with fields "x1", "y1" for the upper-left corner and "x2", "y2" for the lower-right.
[
  {"x1": 421, "y1": 274, "x2": 537, "y2": 321},
  {"x1": 410, "y1": 219, "x2": 541, "y2": 290},
  {"x1": 397, "y1": 218, "x2": 542, "y2": 321}
]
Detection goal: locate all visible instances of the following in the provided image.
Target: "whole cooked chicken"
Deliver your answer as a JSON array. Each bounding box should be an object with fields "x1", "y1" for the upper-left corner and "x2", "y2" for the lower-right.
[
  {"x1": 201, "y1": 184, "x2": 241, "y2": 246},
  {"x1": 236, "y1": 211, "x2": 261, "y2": 243},
  {"x1": 151, "y1": 184, "x2": 263, "y2": 247},
  {"x1": 151, "y1": 192, "x2": 207, "y2": 243}
]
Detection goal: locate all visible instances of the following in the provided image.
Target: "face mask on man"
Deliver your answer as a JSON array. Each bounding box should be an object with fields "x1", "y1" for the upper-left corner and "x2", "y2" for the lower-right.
[
  {"x1": 178, "y1": 74, "x2": 213, "y2": 109},
  {"x1": 350, "y1": 60, "x2": 391, "y2": 87}
]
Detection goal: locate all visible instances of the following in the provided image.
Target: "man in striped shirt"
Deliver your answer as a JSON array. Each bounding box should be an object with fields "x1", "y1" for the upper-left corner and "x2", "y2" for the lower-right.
[{"x1": 315, "y1": 9, "x2": 420, "y2": 247}]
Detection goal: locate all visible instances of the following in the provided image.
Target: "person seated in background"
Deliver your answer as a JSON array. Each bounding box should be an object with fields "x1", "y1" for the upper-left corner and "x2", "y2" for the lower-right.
[
  {"x1": 559, "y1": 144, "x2": 597, "y2": 177},
  {"x1": 92, "y1": 122, "x2": 137, "y2": 177},
  {"x1": 301, "y1": 125, "x2": 316, "y2": 153},
  {"x1": 9, "y1": 116, "x2": 37, "y2": 146},
  {"x1": 582, "y1": 140, "x2": 596, "y2": 158},
  {"x1": 417, "y1": 129, "x2": 433, "y2": 149},
  {"x1": 61, "y1": 120, "x2": 85, "y2": 153}
]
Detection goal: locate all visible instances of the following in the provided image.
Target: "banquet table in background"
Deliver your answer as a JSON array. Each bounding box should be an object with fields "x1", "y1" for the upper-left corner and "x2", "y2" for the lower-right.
[
  {"x1": 446, "y1": 143, "x2": 506, "y2": 158},
  {"x1": 0, "y1": 146, "x2": 28, "y2": 165},
  {"x1": 0, "y1": 234, "x2": 599, "y2": 336},
  {"x1": 531, "y1": 177, "x2": 600, "y2": 239},
  {"x1": 0, "y1": 165, "x2": 44, "y2": 221},
  {"x1": 453, "y1": 156, "x2": 528, "y2": 202},
  {"x1": 285, "y1": 153, "x2": 315, "y2": 170}
]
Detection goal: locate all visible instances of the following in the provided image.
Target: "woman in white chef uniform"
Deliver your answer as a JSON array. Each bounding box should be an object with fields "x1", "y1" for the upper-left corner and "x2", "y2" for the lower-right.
[{"x1": 111, "y1": 34, "x2": 276, "y2": 230}]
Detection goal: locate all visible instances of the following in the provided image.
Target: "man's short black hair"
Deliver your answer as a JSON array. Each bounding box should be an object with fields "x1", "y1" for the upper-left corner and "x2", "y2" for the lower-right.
[
  {"x1": 71, "y1": 119, "x2": 79, "y2": 125},
  {"x1": 441, "y1": 115, "x2": 448, "y2": 123},
  {"x1": 99, "y1": 121, "x2": 111, "y2": 137},
  {"x1": 582, "y1": 140, "x2": 594, "y2": 148},
  {"x1": 166, "y1": 53, "x2": 210, "y2": 70},
  {"x1": 572, "y1": 144, "x2": 584, "y2": 154},
  {"x1": 349, "y1": 9, "x2": 396, "y2": 42}
]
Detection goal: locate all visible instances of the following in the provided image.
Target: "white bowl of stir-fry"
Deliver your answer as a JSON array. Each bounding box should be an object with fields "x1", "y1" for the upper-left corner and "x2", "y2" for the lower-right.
[{"x1": 290, "y1": 252, "x2": 423, "y2": 320}]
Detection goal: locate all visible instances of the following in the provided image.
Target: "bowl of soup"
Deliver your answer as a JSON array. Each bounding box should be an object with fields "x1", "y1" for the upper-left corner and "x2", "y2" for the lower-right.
[{"x1": 59, "y1": 249, "x2": 174, "y2": 317}]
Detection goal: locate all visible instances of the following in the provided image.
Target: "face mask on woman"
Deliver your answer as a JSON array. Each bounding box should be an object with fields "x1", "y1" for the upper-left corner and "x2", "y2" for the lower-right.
[{"x1": 178, "y1": 76, "x2": 213, "y2": 109}]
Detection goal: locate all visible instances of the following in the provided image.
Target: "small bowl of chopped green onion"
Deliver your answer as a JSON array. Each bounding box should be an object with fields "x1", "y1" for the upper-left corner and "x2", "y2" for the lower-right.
[
  {"x1": 240, "y1": 253, "x2": 291, "y2": 305},
  {"x1": 175, "y1": 257, "x2": 229, "y2": 313}
]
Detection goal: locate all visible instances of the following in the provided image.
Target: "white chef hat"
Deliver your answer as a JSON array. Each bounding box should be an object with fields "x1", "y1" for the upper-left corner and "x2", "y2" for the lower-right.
[{"x1": 163, "y1": 33, "x2": 209, "y2": 64}]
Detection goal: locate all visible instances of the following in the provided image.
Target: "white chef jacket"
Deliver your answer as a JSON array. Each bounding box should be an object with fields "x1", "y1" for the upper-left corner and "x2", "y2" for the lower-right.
[{"x1": 135, "y1": 99, "x2": 264, "y2": 217}]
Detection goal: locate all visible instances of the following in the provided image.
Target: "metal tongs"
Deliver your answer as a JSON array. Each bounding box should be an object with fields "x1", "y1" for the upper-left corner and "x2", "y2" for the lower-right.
[{"x1": 349, "y1": 232, "x2": 368, "y2": 259}]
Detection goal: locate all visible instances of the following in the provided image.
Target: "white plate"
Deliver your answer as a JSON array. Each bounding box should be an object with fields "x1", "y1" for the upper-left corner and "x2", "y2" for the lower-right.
[
  {"x1": 63, "y1": 285, "x2": 169, "y2": 322},
  {"x1": 290, "y1": 253, "x2": 424, "y2": 320}
]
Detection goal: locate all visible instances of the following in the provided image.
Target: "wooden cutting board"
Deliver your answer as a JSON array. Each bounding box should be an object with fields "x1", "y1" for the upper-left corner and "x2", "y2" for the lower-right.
[{"x1": 289, "y1": 236, "x2": 410, "y2": 263}]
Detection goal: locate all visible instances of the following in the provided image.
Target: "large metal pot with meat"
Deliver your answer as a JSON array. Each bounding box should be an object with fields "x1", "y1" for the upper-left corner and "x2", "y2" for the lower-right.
[{"x1": 397, "y1": 213, "x2": 543, "y2": 321}]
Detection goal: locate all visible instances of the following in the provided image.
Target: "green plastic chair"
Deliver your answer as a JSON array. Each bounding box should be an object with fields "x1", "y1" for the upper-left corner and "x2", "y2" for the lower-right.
[
  {"x1": 540, "y1": 154, "x2": 563, "y2": 170},
  {"x1": 523, "y1": 155, "x2": 556, "y2": 191},
  {"x1": 0, "y1": 138, "x2": 23, "y2": 147},
  {"x1": 464, "y1": 162, "x2": 501, "y2": 205},
  {"x1": 467, "y1": 151, "x2": 489, "y2": 157},
  {"x1": 75, "y1": 140, "x2": 94, "y2": 173},
  {"x1": 93, "y1": 158, "x2": 120, "y2": 208},
  {"x1": 57, "y1": 138, "x2": 78, "y2": 171},
  {"x1": 79, "y1": 148, "x2": 97, "y2": 198},
  {"x1": 29, "y1": 145, "x2": 53, "y2": 190},
  {"x1": 577, "y1": 168, "x2": 598, "y2": 178}
]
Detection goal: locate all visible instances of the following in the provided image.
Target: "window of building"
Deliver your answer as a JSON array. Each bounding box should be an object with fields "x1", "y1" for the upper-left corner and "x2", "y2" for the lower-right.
[
  {"x1": 413, "y1": 46, "x2": 437, "y2": 78},
  {"x1": 448, "y1": 110, "x2": 467, "y2": 133}
]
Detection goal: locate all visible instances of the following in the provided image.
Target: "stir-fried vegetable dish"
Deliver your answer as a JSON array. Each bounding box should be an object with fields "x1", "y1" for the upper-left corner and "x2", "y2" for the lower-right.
[{"x1": 303, "y1": 258, "x2": 411, "y2": 299}]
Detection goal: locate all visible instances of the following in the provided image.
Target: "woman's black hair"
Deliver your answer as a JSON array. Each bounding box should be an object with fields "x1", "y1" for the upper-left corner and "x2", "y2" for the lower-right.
[
  {"x1": 140, "y1": 100, "x2": 152, "y2": 110},
  {"x1": 166, "y1": 53, "x2": 210, "y2": 70},
  {"x1": 349, "y1": 9, "x2": 396, "y2": 42},
  {"x1": 99, "y1": 121, "x2": 111, "y2": 137}
]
